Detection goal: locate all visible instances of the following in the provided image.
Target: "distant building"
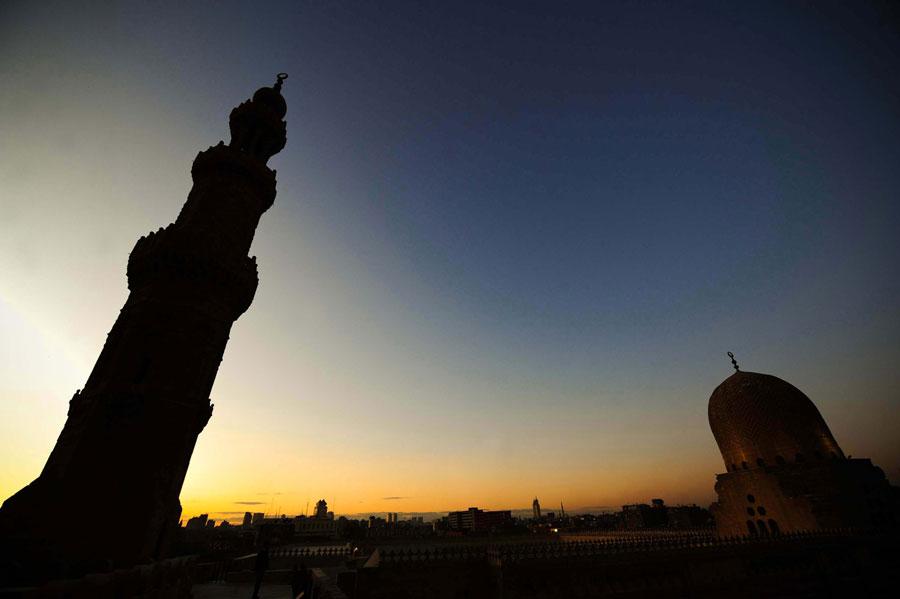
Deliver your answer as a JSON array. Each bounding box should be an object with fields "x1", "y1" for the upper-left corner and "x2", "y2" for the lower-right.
[
  {"x1": 532, "y1": 497, "x2": 541, "y2": 520},
  {"x1": 667, "y1": 505, "x2": 712, "y2": 529},
  {"x1": 447, "y1": 508, "x2": 512, "y2": 533},
  {"x1": 294, "y1": 515, "x2": 337, "y2": 539},
  {"x1": 314, "y1": 499, "x2": 329, "y2": 519},
  {"x1": 185, "y1": 514, "x2": 209, "y2": 530},
  {"x1": 205, "y1": 519, "x2": 216, "y2": 528},
  {"x1": 708, "y1": 366, "x2": 899, "y2": 536},
  {"x1": 242, "y1": 512, "x2": 252, "y2": 528},
  {"x1": 257, "y1": 516, "x2": 295, "y2": 546},
  {"x1": 251, "y1": 512, "x2": 265, "y2": 526},
  {"x1": 622, "y1": 500, "x2": 668, "y2": 529}
]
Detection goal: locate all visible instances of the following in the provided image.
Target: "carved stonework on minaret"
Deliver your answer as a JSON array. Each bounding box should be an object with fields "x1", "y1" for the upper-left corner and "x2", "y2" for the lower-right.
[{"x1": 0, "y1": 76, "x2": 289, "y2": 582}]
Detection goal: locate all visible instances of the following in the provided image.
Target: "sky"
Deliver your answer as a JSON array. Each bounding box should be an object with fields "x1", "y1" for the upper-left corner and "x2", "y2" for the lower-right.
[{"x1": 1, "y1": 1, "x2": 898, "y2": 523}]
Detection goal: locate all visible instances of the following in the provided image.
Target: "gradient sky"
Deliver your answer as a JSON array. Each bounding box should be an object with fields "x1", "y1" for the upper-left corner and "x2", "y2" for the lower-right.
[{"x1": 1, "y1": 1, "x2": 898, "y2": 523}]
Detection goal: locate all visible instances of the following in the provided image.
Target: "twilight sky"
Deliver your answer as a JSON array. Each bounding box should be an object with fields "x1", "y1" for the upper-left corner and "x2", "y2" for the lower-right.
[{"x1": 1, "y1": 1, "x2": 899, "y2": 522}]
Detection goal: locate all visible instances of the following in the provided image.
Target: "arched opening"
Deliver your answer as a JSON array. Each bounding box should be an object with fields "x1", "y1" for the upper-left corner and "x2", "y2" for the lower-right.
[
  {"x1": 757, "y1": 506, "x2": 767, "y2": 516},
  {"x1": 746, "y1": 494, "x2": 756, "y2": 503},
  {"x1": 746, "y1": 520, "x2": 757, "y2": 536},
  {"x1": 768, "y1": 519, "x2": 780, "y2": 536},
  {"x1": 756, "y1": 520, "x2": 769, "y2": 536}
]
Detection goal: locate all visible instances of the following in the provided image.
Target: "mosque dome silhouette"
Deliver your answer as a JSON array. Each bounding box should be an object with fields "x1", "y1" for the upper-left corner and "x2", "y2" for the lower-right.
[
  {"x1": 252, "y1": 83, "x2": 287, "y2": 119},
  {"x1": 228, "y1": 73, "x2": 289, "y2": 163},
  {"x1": 708, "y1": 369, "x2": 844, "y2": 472}
]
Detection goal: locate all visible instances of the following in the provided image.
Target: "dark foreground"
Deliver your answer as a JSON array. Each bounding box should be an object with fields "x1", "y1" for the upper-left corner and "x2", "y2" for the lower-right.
[{"x1": 2, "y1": 529, "x2": 898, "y2": 598}]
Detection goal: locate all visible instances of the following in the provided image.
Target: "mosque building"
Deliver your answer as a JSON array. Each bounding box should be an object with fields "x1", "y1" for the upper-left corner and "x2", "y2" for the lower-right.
[{"x1": 708, "y1": 354, "x2": 898, "y2": 536}]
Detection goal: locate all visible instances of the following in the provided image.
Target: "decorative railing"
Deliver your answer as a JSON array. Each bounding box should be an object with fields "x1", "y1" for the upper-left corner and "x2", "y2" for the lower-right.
[
  {"x1": 194, "y1": 545, "x2": 354, "y2": 580},
  {"x1": 374, "y1": 528, "x2": 863, "y2": 565},
  {"x1": 270, "y1": 545, "x2": 352, "y2": 559}
]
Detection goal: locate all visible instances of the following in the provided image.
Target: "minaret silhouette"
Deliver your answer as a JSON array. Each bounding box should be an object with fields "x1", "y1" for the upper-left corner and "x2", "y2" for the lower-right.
[{"x1": 0, "y1": 75, "x2": 289, "y2": 579}]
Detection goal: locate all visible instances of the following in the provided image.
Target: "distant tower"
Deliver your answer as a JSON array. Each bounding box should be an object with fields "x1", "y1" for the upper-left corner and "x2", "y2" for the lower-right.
[
  {"x1": 315, "y1": 499, "x2": 329, "y2": 519},
  {"x1": 560, "y1": 501, "x2": 566, "y2": 518},
  {"x1": 0, "y1": 75, "x2": 290, "y2": 578},
  {"x1": 708, "y1": 356, "x2": 899, "y2": 536},
  {"x1": 533, "y1": 497, "x2": 541, "y2": 520}
]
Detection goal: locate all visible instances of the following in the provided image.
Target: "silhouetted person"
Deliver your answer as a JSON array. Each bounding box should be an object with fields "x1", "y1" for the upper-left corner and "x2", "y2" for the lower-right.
[
  {"x1": 291, "y1": 562, "x2": 311, "y2": 598},
  {"x1": 251, "y1": 546, "x2": 270, "y2": 599}
]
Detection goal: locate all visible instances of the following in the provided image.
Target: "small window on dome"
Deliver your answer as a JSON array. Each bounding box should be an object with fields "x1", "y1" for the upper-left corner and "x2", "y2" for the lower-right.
[
  {"x1": 746, "y1": 494, "x2": 756, "y2": 503},
  {"x1": 775, "y1": 455, "x2": 786, "y2": 465},
  {"x1": 757, "y1": 506, "x2": 767, "y2": 516},
  {"x1": 756, "y1": 458, "x2": 766, "y2": 467}
]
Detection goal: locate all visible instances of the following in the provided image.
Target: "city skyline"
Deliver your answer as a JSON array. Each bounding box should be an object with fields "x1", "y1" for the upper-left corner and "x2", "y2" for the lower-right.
[
  {"x1": 186, "y1": 503, "x2": 639, "y2": 527},
  {"x1": 2, "y1": 0, "x2": 899, "y2": 523}
]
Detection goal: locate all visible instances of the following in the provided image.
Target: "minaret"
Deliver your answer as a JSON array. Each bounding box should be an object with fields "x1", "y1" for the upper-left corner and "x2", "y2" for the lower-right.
[
  {"x1": 532, "y1": 497, "x2": 541, "y2": 520},
  {"x1": 0, "y1": 75, "x2": 290, "y2": 578}
]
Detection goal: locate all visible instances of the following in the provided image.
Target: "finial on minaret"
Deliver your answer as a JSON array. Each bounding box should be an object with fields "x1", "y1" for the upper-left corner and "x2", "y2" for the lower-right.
[
  {"x1": 727, "y1": 351, "x2": 740, "y2": 372},
  {"x1": 274, "y1": 72, "x2": 288, "y2": 92}
]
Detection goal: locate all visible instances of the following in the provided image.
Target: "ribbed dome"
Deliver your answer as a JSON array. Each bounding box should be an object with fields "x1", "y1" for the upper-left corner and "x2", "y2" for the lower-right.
[{"x1": 708, "y1": 370, "x2": 844, "y2": 472}]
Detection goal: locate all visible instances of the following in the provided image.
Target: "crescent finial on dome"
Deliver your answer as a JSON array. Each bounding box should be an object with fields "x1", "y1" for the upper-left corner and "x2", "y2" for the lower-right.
[
  {"x1": 274, "y1": 72, "x2": 288, "y2": 92},
  {"x1": 727, "y1": 351, "x2": 739, "y2": 372}
]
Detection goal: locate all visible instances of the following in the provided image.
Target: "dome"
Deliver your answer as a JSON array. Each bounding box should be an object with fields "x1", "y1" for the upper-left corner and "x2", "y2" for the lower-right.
[
  {"x1": 708, "y1": 370, "x2": 844, "y2": 472},
  {"x1": 252, "y1": 85, "x2": 287, "y2": 119},
  {"x1": 228, "y1": 74, "x2": 288, "y2": 164}
]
